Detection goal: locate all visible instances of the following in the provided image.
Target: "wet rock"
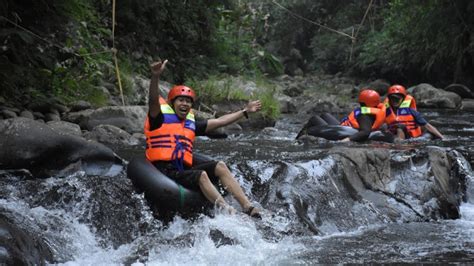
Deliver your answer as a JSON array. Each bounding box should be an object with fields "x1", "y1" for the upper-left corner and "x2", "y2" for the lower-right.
[
  {"x1": 259, "y1": 146, "x2": 468, "y2": 235},
  {"x1": 0, "y1": 117, "x2": 122, "y2": 177},
  {"x1": 0, "y1": 215, "x2": 54, "y2": 265}
]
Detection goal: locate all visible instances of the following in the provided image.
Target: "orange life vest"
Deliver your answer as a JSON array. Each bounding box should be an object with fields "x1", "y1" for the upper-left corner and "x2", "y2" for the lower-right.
[
  {"x1": 385, "y1": 105, "x2": 422, "y2": 138},
  {"x1": 144, "y1": 97, "x2": 195, "y2": 169},
  {"x1": 383, "y1": 94, "x2": 417, "y2": 110},
  {"x1": 340, "y1": 103, "x2": 386, "y2": 130}
]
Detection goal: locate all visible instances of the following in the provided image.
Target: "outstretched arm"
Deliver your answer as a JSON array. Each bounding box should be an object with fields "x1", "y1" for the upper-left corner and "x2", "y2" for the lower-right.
[
  {"x1": 205, "y1": 100, "x2": 262, "y2": 133},
  {"x1": 148, "y1": 60, "x2": 168, "y2": 118},
  {"x1": 340, "y1": 114, "x2": 373, "y2": 142},
  {"x1": 424, "y1": 123, "x2": 444, "y2": 139}
]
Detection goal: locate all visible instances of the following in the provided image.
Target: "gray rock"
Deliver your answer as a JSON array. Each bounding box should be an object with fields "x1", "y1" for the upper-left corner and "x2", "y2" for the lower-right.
[
  {"x1": 70, "y1": 100, "x2": 92, "y2": 112},
  {"x1": 444, "y1": 83, "x2": 473, "y2": 99},
  {"x1": 0, "y1": 117, "x2": 122, "y2": 177},
  {"x1": 366, "y1": 79, "x2": 390, "y2": 95},
  {"x1": 63, "y1": 109, "x2": 95, "y2": 129},
  {"x1": 2, "y1": 109, "x2": 17, "y2": 119},
  {"x1": 283, "y1": 84, "x2": 304, "y2": 97},
  {"x1": 19, "y1": 110, "x2": 34, "y2": 119},
  {"x1": 33, "y1": 112, "x2": 45, "y2": 120},
  {"x1": 276, "y1": 94, "x2": 297, "y2": 114},
  {"x1": 84, "y1": 106, "x2": 147, "y2": 134},
  {"x1": 44, "y1": 113, "x2": 60, "y2": 122},
  {"x1": 83, "y1": 124, "x2": 140, "y2": 147},
  {"x1": 412, "y1": 83, "x2": 462, "y2": 109},
  {"x1": 47, "y1": 120, "x2": 82, "y2": 137},
  {"x1": 460, "y1": 99, "x2": 474, "y2": 111}
]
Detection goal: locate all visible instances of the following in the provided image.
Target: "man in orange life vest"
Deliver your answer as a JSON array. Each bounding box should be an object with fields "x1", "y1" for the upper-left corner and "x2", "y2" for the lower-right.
[
  {"x1": 145, "y1": 60, "x2": 261, "y2": 218},
  {"x1": 339, "y1": 89, "x2": 388, "y2": 142},
  {"x1": 384, "y1": 84, "x2": 444, "y2": 140}
]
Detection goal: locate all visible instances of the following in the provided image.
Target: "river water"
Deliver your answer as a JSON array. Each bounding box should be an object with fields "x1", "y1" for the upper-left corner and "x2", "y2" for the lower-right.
[{"x1": 1, "y1": 109, "x2": 473, "y2": 264}]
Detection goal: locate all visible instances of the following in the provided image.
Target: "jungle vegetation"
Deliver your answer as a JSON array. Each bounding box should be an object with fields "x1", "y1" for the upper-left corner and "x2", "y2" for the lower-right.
[{"x1": 1, "y1": 0, "x2": 473, "y2": 109}]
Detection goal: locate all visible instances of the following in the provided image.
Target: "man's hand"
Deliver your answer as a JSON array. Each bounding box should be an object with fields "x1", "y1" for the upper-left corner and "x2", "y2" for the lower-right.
[
  {"x1": 244, "y1": 100, "x2": 262, "y2": 113},
  {"x1": 150, "y1": 60, "x2": 168, "y2": 77}
]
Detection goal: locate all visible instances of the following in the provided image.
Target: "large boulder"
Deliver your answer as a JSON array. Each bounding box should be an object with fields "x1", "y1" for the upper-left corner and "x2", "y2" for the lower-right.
[
  {"x1": 461, "y1": 99, "x2": 474, "y2": 111},
  {"x1": 65, "y1": 106, "x2": 147, "y2": 134},
  {"x1": 0, "y1": 118, "x2": 122, "y2": 177},
  {"x1": 258, "y1": 146, "x2": 468, "y2": 235},
  {"x1": 83, "y1": 124, "x2": 141, "y2": 147},
  {"x1": 0, "y1": 214, "x2": 53, "y2": 265},
  {"x1": 444, "y1": 83, "x2": 474, "y2": 99},
  {"x1": 363, "y1": 79, "x2": 391, "y2": 95},
  {"x1": 411, "y1": 83, "x2": 462, "y2": 109}
]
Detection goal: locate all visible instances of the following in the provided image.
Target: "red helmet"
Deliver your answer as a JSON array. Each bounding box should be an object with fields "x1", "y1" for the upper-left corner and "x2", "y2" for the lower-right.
[
  {"x1": 358, "y1": 89, "x2": 381, "y2": 107},
  {"x1": 387, "y1": 85, "x2": 407, "y2": 96},
  {"x1": 167, "y1": 85, "x2": 196, "y2": 102}
]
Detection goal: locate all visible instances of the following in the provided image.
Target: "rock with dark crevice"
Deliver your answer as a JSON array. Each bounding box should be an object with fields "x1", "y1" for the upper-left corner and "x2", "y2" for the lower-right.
[{"x1": 0, "y1": 117, "x2": 123, "y2": 178}]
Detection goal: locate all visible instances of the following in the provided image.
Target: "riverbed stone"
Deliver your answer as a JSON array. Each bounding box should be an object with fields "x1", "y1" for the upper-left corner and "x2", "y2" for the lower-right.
[
  {"x1": 0, "y1": 117, "x2": 122, "y2": 177},
  {"x1": 412, "y1": 83, "x2": 462, "y2": 109}
]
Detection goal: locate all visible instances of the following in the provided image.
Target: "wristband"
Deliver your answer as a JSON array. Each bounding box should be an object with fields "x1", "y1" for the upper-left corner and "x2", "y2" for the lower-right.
[{"x1": 242, "y1": 110, "x2": 249, "y2": 119}]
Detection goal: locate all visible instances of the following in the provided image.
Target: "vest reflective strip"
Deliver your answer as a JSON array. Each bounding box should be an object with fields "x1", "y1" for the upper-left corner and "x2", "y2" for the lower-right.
[
  {"x1": 399, "y1": 99, "x2": 411, "y2": 108},
  {"x1": 341, "y1": 106, "x2": 385, "y2": 130},
  {"x1": 384, "y1": 95, "x2": 416, "y2": 109}
]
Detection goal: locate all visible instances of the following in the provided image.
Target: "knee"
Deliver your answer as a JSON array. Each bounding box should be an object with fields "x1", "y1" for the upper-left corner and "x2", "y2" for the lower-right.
[
  {"x1": 215, "y1": 161, "x2": 229, "y2": 173},
  {"x1": 199, "y1": 171, "x2": 211, "y2": 186}
]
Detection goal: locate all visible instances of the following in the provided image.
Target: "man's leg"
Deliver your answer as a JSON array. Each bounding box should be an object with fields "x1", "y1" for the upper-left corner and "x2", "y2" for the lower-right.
[
  {"x1": 198, "y1": 171, "x2": 235, "y2": 213},
  {"x1": 214, "y1": 161, "x2": 258, "y2": 214}
]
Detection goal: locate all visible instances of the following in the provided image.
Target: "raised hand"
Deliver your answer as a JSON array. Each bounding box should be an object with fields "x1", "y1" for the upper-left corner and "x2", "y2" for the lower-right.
[
  {"x1": 245, "y1": 100, "x2": 262, "y2": 113},
  {"x1": 150, "y1": 59, "x2": 168, "y2": 77}
]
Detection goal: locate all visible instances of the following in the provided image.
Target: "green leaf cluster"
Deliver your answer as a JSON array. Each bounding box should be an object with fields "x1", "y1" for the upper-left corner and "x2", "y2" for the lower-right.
[{"x1": 355, "y1": 0, "x2": 474, "y2": 85}]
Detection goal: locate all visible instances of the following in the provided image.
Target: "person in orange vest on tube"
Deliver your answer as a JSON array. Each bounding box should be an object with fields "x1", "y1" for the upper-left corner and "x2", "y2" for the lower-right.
[
  {"x1": 145, "y1": 60, "x2": 262, "y2": 218},
  {"x1": 384, "y1": 84, "x2": 444, "y2": 140}
]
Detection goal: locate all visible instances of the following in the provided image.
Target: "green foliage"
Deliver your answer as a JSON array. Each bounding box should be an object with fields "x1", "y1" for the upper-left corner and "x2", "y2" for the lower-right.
[
  {"x1": 253, "y1": 77, "x2": 280, "y2": 119},
  {"x1": 188, "y1": 76, "x2": 248, "y2": 104},
  {"x1": 211, "y1": 5, "x2": 284, "y2": 76},
  {"x1": 0, "y1": 0, "x2": 114, "y2": 107},
  {"x1": 1, "y1": 0, "x2": 283, "y2": 108},
  {"x1": 354, "y1": 0, "x2": 474, "y2": 85},
  {"x1": 188, "y1": 75, "x2": 280, "y2": 119}
]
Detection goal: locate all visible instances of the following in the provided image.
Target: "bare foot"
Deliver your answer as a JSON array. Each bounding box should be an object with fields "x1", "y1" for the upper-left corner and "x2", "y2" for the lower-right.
[{"x1": 244, "y1": 206, "x2": 262, "y2": 219}]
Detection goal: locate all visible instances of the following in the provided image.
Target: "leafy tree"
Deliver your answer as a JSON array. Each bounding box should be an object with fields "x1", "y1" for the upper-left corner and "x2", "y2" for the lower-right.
[{"x1": 355, "y1": 0, "x2": 474, "y2": 86}]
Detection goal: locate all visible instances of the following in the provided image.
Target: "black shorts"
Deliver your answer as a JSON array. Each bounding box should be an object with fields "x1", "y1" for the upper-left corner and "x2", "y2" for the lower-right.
[{"x1": 153, "y1": 158, "x2": 219, "y2": 190}]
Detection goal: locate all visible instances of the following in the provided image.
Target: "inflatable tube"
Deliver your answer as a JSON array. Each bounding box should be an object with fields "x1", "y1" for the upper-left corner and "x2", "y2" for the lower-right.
[
  {"x1": 127, "y1": 154, "x2": 217, "y2": 214},
  {"x1": 304, "y1": 125, "x2": 394, "y2": 142},
  {"x1": 298, "y1": 113, "x2": 394, "y2": 142}
]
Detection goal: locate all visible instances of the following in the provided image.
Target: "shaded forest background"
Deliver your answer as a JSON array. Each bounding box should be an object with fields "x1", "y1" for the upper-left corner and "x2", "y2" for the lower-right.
[{"x1": 1, "y1": 0, "x2": 473, "y2": 107}]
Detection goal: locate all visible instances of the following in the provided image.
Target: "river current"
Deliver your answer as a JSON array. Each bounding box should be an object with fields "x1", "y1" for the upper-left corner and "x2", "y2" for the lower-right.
[{"x1": 1, "y1": 109, "x2": 473, "y2": 264}]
